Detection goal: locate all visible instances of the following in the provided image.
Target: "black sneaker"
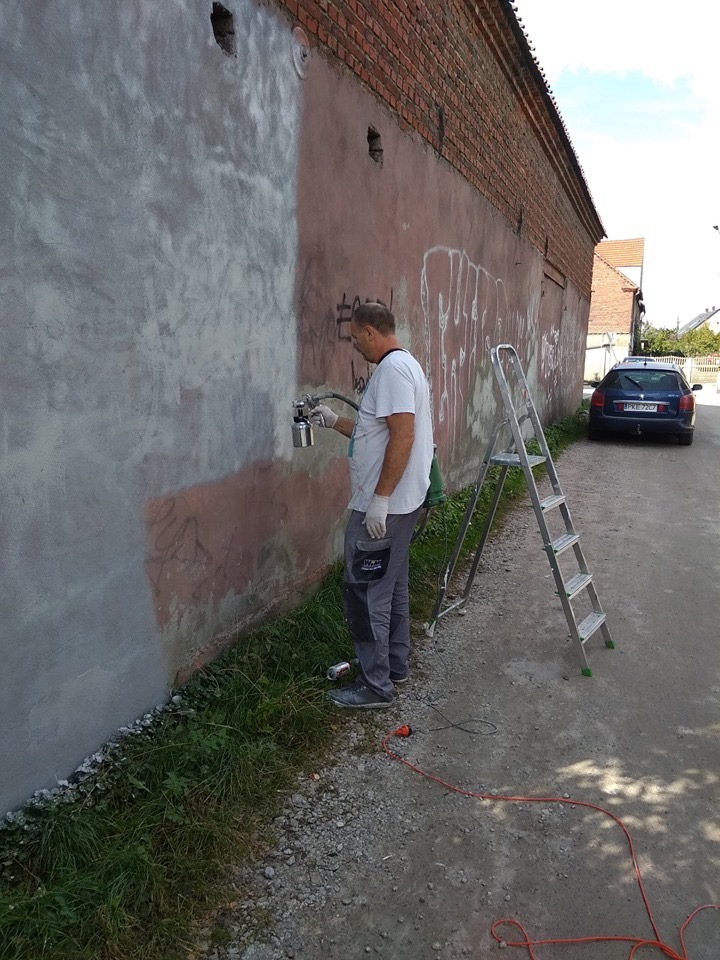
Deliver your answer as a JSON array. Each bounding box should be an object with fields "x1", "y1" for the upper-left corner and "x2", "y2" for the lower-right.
[
  {"x1": 390, "y1": 672, "x2": 409, "y2": 685},
  {"x1": 327, "y1": 680, "x2": 393, "y2": 710}
]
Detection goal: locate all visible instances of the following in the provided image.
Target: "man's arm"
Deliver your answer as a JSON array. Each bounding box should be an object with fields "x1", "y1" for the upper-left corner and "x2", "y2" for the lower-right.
[
  {"x1": 374, "y1": 412, "x2": 415, "y2": 496},
  {"x1": 309, "y1": 404, "x2": 355, "y2": 438},
  {"x1": 331, "y1": 416, "x2": 355, "y2": 439},
  {"x1": 362, "y1": 412, "x2": 415, "y2": 538}
]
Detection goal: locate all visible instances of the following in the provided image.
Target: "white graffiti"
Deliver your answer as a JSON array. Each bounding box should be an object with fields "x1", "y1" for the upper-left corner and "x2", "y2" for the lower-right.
[
  {"x1": 541, "y1": 328, "x2": 560, "y2": 392},
  {"x1": 420, "y1": 245, "x2": 539, "y2": 458}
]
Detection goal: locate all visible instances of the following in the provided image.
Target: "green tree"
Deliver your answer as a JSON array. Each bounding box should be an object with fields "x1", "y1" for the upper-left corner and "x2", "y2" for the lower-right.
[
  {"x1": 641, "y1": 323, "x2": 679, "y2": 356},
  {"x1": 677, "y1": 325, "x2": 720, "y2": 357}
]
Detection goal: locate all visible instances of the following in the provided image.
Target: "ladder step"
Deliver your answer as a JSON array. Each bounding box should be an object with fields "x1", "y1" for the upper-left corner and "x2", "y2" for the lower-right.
[
  {"x1": 577, "y1": 611, "x2": 607, "y2": 642},
  {"x1": 560, "y1": 572, "x2": 593, "y2": 599},
  {"x1": 548, "y1": 532, "x2": 579, "y2": 555},
  {"x1": 491, "y1": 453, "x2": 546, "y2": 467},
  {"x1": 540, "y1": 494, "x2": 565, "y2": 511}
]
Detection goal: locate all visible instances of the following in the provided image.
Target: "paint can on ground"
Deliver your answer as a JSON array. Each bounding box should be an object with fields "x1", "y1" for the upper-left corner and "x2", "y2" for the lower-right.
[{"x1": 326, "y1": 660, "x2": 357, "y2": 680}]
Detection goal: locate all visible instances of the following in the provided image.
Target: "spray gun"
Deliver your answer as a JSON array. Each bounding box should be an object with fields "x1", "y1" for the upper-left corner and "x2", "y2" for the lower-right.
[{"x1": 291, "y1": 391, "x2": 361, "y2": 449}]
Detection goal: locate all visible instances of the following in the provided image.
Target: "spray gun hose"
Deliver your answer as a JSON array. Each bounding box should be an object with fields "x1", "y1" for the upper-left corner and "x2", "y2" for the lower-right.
[{"x1": 304, "y1": 391, "x2": 359, "y2": 412}]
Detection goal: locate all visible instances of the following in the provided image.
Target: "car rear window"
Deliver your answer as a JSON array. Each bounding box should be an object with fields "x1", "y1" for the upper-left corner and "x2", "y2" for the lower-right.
[{"x1": 602, "y1": 369, "x2": 681, "y2": 390}]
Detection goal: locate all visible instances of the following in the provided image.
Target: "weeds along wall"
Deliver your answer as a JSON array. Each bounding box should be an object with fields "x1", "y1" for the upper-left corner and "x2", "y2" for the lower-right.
[{"x1": 0, "y1": 0, "x2": 602, "y2": 812}]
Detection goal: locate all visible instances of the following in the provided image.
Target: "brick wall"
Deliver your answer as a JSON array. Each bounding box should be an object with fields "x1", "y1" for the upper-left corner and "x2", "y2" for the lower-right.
[
  {"x1": 589, "y1": 254, "x2": 637, "y2": 335},
  {"x1": 274, "y1": 0, "x2": 603, "y2": 295}
]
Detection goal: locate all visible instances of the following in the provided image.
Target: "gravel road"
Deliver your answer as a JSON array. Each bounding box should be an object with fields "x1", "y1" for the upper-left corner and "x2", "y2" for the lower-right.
[{"x1": 198, "y1": 395, "x2": 720, "y2": 960}]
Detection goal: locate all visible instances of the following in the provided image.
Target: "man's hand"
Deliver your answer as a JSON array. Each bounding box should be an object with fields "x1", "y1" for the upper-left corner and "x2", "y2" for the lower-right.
[
  {"x1": 363, "y1": 495, "x2": 390, "y2": 539},
  {"x1": 309, "y1": 404, "x2": 338, "y2": 429}
]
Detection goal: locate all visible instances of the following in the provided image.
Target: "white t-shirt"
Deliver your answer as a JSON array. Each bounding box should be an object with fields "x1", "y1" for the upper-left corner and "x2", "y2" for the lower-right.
[{"x1": 347, "y1": 349, "x2": 434, "y2": 514}]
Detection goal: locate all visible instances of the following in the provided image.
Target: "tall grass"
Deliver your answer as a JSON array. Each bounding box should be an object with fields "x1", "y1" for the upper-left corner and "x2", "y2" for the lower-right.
[{"x1": 0, "y1": 404, "x2": 588, "y2": 959}]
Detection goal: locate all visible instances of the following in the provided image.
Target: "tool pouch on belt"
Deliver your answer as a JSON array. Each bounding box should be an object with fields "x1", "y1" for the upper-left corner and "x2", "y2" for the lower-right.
[{"x1": 351, "y1": 538, "x2": 391, "y2": 582}]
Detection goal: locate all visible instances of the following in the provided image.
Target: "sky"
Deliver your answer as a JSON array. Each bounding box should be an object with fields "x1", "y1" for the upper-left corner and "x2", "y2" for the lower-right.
[{"x1": 515, "y1": 0, "x2": 720, "y2": 329}]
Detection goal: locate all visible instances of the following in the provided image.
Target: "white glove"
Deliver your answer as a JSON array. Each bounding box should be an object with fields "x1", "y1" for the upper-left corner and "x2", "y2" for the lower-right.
[
  {"x1": 309, "y1": 404, "x2": 338, "y2": 429},
  {"x1": 363, "y1": 495, "x2": 390, "y2": 539}
]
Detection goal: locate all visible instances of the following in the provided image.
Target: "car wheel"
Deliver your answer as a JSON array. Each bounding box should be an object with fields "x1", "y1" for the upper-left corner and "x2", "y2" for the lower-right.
[
  {"x1": 588, "y1": 429, "x2": 602, "y2": 441},
  {"x1": 677, "y1": 433, "x2": 694, "y2": 446}
]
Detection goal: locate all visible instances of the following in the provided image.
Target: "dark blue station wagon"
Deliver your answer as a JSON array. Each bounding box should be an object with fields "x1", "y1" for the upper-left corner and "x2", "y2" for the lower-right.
[{"x1": 589, "y1": 361, "x2": 702, "y2": 446}]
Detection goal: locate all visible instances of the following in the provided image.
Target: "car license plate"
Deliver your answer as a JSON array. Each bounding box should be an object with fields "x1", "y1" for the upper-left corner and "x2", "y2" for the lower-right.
[{"x1": 624, "y1": 402, "x2": 657, "y2": 412}]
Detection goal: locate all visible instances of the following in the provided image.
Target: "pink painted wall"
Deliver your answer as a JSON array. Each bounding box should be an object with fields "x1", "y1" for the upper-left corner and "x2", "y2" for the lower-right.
[
  {"x1": 295, "y1": 55, "x2": 588, "y2": 487},
  {"x1": 1, "y1": 1, "x2": 595, "y2": 812}
]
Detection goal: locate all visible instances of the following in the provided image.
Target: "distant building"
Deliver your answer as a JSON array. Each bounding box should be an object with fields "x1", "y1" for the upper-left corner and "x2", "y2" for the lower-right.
[
  {"x1": 584, "y1": 239, "x2": 646, "y2": 382},
  {"x1": 597, "y1": 238, "x2": 645, "y2": 289}
]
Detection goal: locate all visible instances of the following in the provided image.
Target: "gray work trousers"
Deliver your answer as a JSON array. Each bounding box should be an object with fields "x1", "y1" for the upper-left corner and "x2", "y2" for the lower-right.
[{"x1": 342, "y1": 507, "x2": 422, "y2": 700}]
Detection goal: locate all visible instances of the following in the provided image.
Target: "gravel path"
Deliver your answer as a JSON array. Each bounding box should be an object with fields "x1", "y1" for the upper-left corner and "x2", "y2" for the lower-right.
[{"x1": 196, "y1": 422, "x2": 720, "y2": 960}]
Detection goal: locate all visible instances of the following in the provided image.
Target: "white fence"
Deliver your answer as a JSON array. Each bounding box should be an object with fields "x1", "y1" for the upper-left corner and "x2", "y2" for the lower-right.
[{"x1": 657, "y1": 355, "x2": 720, "y2": 384}]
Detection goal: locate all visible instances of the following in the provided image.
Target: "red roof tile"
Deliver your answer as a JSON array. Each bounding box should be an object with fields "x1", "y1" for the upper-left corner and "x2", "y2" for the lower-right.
[{"x1": 596, "y1": 238, "x2": 645, "y2": 268}]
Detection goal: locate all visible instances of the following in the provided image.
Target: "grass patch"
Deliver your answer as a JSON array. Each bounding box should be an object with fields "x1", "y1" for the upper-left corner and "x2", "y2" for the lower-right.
[
  {"x1": 0, "y1": 403, "x2": 588, "y2": 959},
  {"x1": 0, "y1": 576, "x2": 350, "y2": 960}
]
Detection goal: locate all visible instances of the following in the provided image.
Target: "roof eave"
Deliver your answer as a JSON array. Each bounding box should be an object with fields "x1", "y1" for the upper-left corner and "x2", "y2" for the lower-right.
[{"x1": 497, "y1": 0, "x2": 605, "y2": 241}]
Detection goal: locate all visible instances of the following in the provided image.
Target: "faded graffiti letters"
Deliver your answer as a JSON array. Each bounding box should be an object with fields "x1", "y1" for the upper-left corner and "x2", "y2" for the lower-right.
[
  {"x1": 351, "y1": 357, "x2": 368, "y2": 394},
  {"x1": 146, "y1": 498, "x2": 211, "y2": 601},
  {"x1": 336, "y1": 290, "x2": 393, "y2": 395},
  {"x1": 146, "y1": 497, "x2": 241, "y2": 606},
  {"x1": 335, "y1": 290, "x2": 394, "y2": 342},
  {"x1": 335, "y1": 292, "x2": 360, "y2": 342}
]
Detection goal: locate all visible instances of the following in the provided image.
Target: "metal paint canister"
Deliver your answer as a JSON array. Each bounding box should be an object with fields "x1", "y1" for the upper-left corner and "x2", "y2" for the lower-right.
[
  {"x1": 326, "y1": 661, "x2": 353, "y2": 681},
  {"x1": 292, "y1": 414, "x2": 314, "y2": 448}
]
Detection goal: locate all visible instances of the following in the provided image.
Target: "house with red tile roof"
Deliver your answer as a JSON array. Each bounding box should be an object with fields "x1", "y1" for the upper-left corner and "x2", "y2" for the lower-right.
[
  {"x1": 584, "y1": 239, "x2": 646, "y2": 382},
  {"x1": 595, "y1": 238, "x2": 645, "y2": 284}
]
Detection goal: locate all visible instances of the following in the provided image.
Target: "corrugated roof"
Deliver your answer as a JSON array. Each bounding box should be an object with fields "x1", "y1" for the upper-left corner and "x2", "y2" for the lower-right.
[{"x1": 597, "y1": 238, "x2": 645, "y2": 268}]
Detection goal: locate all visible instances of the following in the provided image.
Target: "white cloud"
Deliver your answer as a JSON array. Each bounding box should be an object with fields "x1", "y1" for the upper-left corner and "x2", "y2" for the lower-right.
[
  {"x1": 516, "y1": 0, "x2": 720, "y2": 325},
  {"x1": 516, "y1": 1, "x2": 720, "y2": 101}
]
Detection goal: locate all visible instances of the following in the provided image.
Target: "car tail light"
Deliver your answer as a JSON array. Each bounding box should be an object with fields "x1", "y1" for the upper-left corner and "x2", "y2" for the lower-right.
[
  {"x1": 590, "y1": 390, "x2": 604, "y2": 408},
  {"x1": 679, "y1": 394, "x2": 694, "y2": 412}
]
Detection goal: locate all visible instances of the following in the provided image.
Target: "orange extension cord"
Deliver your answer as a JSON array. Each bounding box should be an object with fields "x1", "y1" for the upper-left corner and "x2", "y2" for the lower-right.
[{"x1": 383, "y1": 725, "x2": 719, "y2": 959}]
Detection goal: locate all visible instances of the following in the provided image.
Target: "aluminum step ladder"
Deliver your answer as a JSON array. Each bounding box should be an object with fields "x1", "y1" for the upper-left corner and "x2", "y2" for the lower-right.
[{"x1": 426, "y1": 344, "x2": 614, "y2": 676}]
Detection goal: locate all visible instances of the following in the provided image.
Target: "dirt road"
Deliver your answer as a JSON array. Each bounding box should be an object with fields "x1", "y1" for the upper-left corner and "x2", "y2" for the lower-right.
[{"x1": 218, "y1": 393, "x2": 720, "y2": 960}]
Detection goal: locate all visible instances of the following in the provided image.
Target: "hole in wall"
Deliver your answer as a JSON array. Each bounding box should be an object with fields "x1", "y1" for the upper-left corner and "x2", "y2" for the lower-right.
[
  {"x1": 367, "y1": 127, "x2": 383, "y2": 165},
  {"x1": 211, "y1": 2, "x2": 236, "y2": 57}
]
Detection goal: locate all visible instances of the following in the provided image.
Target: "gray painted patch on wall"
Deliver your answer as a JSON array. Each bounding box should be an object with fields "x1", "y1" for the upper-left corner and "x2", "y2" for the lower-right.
[{"x1": 0, "y1": 0, "x2": 301, "y2": 811}]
